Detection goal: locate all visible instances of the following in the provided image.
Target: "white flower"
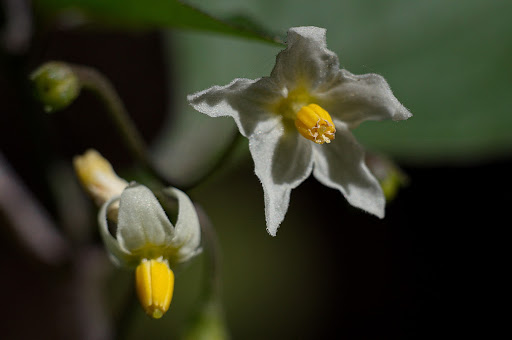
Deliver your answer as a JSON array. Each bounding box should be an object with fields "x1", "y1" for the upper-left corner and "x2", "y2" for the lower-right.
[
  {"x1": 188, "y1": 26, "x2": 411, "y2": 236},
  {"x1": 73, "y1": 149, "x2": 202, "y2": 318},
  {"x1": 99, "y1": 183, "x2": 202, "y2": 318}
]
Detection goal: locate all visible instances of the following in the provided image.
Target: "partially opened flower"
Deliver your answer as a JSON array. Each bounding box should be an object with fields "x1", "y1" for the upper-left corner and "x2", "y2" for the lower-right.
[
  {"x1": 188, "y1": 26, "x2": 411, "y2": 236},
  {"x1": 99, "y1": 183, "x2": 202, "y2": 319},
  {"x1": 74, "y1": 150, "x2": 202, "y2": 318}
]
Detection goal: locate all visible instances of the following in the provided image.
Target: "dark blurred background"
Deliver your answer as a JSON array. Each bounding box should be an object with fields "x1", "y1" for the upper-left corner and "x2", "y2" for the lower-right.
[{"x1": 1, "y1": 0, "x2": 509, "y2": 339}]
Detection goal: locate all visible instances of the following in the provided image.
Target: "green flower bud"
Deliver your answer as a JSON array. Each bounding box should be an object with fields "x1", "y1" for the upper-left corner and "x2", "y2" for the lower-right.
[{"x1": 30, "y1": 61, "x2": 80, "y2": 113}]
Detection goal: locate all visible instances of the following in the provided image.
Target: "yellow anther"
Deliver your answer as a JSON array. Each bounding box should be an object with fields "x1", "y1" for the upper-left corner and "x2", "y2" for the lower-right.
[
  {"x1": 294, "y1": 104, "x2": 336, "y2": 144},
  {"x1": 73, "y1": 149, "x2": 128, "y2": 207},
  {"x1": 135, "y1": 258, "x2": 174, "y2": 319}
]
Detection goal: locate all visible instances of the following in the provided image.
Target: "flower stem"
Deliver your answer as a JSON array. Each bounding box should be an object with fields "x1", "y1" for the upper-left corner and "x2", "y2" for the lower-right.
[
  {"x1": 180, "y1": 204, "x2": 229, "y2": 339},
  {"x1": 195, "y1": 204, "x2": 222, "y2": 301},
  {"x1": 69, "y1": 63, "x2": 241, "y2": 193},
  {"x1": 114, "y1": 278, "x2": 139, "y2": 340},
  {"x1": 181, "y1": 129, "x2": 243, "y2": 192},
  {"x1": 70, "y1": 64, "x2": 170, "y2": 187}
]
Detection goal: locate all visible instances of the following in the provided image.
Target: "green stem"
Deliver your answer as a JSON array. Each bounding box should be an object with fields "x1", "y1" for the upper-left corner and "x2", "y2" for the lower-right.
[
  {"x1": 179, "y1": 205, "x2": 229, "y2": 339},
  {"x1": 114, "y1": 277, "x2": 139, "y2": 340},
  {"x1": 181, "y1": 129, "x2": 243, "y2": 192},
  {"x1": 70, "y1": 64, "x2": 169, "y2": 187},
  {"x1": 195, "y1": 204, "x2": 222, "y2": 301},
  {"x1": 70, "y1": 63, "x2": 241, "y2": 193}
]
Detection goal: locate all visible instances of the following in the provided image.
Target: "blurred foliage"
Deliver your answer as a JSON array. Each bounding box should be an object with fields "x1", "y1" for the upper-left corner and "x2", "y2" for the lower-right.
[{"x1": 35, "y1": 0, "x2": 283, "y2": 44}]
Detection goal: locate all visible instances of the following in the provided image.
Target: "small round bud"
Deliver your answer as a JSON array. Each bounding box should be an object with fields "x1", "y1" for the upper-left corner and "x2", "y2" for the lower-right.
[{"x1": 30, "y1": 61, "x2": 80, "y2": 113}]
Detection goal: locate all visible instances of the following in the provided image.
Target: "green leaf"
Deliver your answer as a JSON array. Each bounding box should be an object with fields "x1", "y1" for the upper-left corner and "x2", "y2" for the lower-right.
[{"x1": 35, "y1": 0, "x2": 283, "y2": 45}]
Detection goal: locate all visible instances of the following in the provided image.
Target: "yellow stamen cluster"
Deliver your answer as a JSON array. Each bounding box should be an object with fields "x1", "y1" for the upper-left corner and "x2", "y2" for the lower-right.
[
  {"x1": 135, "y1": 258, "x2": 174, "y2": 319},
  {"x1": 295, "y1": 104, "x2": 336, "y2": 144}
]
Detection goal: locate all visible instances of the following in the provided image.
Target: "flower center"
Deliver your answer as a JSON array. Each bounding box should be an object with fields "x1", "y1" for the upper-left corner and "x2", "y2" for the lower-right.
[
  {"x1": 271, "y1": 86, "x2": 336, "y2": 144},
  {"x1": 135, "y1": 257, "x2": 174, "y2": 319},
  {"x1": 294, "y1": 104, "x2": 336, "y2": 144}
]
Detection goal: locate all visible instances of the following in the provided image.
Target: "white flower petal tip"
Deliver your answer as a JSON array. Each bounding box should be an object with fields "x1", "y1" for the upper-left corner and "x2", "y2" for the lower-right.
[
  {"x1": 395, "y1": 106, "x2": 413, "y2": 121},
  {"x1": 187, "y1": 26, "x2": 411, "y2": 235},
  {"x1": 287, "y1": 26, "x2": 327, "y2": 45},
  {"x1": 98, "y1": 183, "x2": 201, "y2": 268},
  {"x1": 355, "y1": 189, "x2": 386, "y2": 219},
  {"x1": 266, "y1": 224, "x2": 279, "y2": 237}
]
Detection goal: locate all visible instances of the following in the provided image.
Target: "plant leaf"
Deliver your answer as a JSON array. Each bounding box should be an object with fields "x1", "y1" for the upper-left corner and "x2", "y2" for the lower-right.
[{"x1": 36, "y1": 0, "x2": 283, "y2": 45}]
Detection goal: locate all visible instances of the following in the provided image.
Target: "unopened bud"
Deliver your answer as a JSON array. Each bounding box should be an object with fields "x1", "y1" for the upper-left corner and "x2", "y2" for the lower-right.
[
  {"x1": 73, "y1": 149, "x2": 128, "y2": 216},
  {"x1": 30, "y1": 61, "x2": 80, "y2": 113}
]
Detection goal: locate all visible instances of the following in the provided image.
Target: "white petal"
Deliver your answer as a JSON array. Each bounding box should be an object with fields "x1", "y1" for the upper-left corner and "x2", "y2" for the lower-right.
[
  {"x1": 312, "y1": 124, "x2": 385, "y2": 218},
  {"x1": 187, "y1": 77, "x2": 281, "y2": 137},
  {"x1": 249, "y1": 121, "x2": 314, "y2": 236},
  {"x1": 162, "y1": 187, "x2": 202, "y2": 264},
  {"x1": 316, "y1": 69, "x2": 412, "y2": 128},
  {"x1": 98, "y1": 195, "x2": 137, "y2": 268},
  {"x1": 117, "y1": 183, "x2": 174, "y2": 253},
  {"x1": 270, "y1": 26, "x2": 340, "y2": 90}
]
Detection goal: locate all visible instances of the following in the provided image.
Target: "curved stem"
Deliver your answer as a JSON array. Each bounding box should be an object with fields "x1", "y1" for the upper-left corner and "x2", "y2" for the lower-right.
[
  {"x1": 181, "y1": 128, "x2": 243, "y2": 192},
  {"x1": 70, "y1": 64, "x2": 171, "y2": 187},
  {"x1": 114, "y1": 277, "x2": 139, "y2": 340},
  {"x1": 195, "y1": 204, "x2": 222, "y2": 301},
  {"x1": 69, "y1": 63, "x2": 242, "y2": 193},
  {"x1": 179, "y1": 204, "x2": 229, "y2": 338}
]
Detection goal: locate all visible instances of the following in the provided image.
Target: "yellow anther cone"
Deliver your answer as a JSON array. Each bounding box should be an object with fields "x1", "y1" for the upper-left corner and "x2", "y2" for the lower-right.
[
  {"x1": 295, "y1": 104, "x2": 336, "y2": 144},
  {"x1": 135, "y1": 258, "x2": 175, "y2": 319}
]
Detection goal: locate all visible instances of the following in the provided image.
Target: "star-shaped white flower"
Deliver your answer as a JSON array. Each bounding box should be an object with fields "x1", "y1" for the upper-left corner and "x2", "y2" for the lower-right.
[{"x1": 188, "y1": 26, "x2": 411, "y2": 236}]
